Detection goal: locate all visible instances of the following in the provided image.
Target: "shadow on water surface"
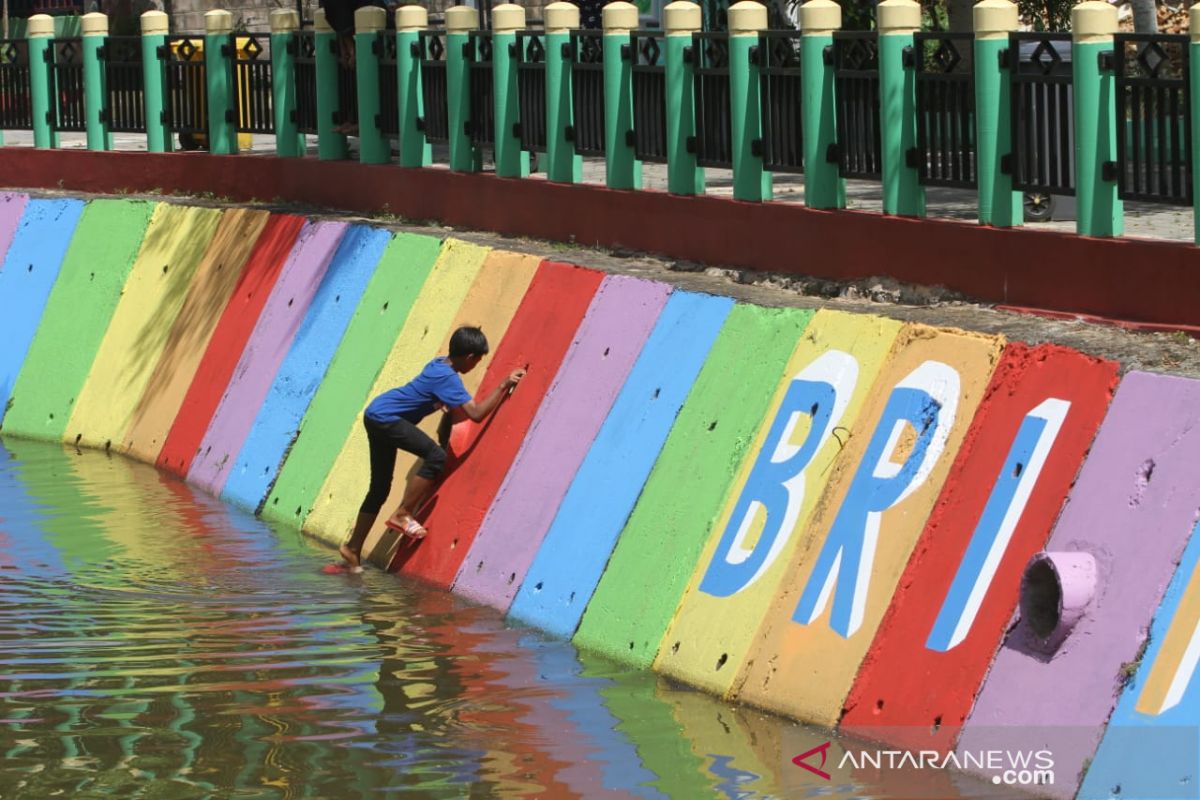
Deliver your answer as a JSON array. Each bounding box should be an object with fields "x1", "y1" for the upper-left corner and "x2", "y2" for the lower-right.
[{"x1": 0, "y1": 439, "x2": 1023, "y2": 799}]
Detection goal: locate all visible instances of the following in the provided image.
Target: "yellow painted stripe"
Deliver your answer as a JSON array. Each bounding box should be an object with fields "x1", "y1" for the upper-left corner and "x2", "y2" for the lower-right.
[
  {"x1": 1137, "y1": 559, "x2": 1200, "y2": 715},
  {"x1": 65, "y1": 204, "x2": 223, "y2": 452}
]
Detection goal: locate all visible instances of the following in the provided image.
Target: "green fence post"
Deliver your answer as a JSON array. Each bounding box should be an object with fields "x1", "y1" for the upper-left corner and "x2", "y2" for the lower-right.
[
  {"x1": 800, "y1": 0, "x2": 844, "y2": 208},
  {"x1": 27, "y1": 15, "x2": 57, "y2": 149},
  {"x1": 354, "y1": 5, "x2": 390, "y2": 163},
  {"x1": 602, "y1": 1, "x2": 641, "y2": 189},
  {"x1": 446, "y1": 5, "x2": 481, "y2": 172},
  {"x1": 492, "y1": 4, "x2": 530, "y2": 178},
  {"x1": 877, "y1": 0, "x2": 924, "y2": 216},
  {"x1": 396, "y1": 5, "x2": 431, "y2": 167},
  {"x1": 141, "y1": 10, "x2": 172, "y2": 153},
  {"x1": 270, "y1": 8, "x2": 304, "y2": 157},
  {"x1": 544, "y1": 2, "x2": 582, "y2": 183},
  {"x1": 728, "y1": 1, "x2": 771, "y2": 201},
  {"x1": 1073, "y1": 0, "x2": 1122, "y2": 237},
  {"x1": 314, "y1": 9, "x2": 349, "y2": 160},
  {"x1": 82, "y1": 12, "x2": 111, "y2": 150},
  {"x1": 973, "y1": 0, "x2": 1021, "y2": 226},
  {"x1": 1191, "y1": 5, "x2": 1200, "y2": 243},
  {"x1": 665, "y1": 0, "x2": 703, "y2": 195},
  {"x1": 204, "y1": 9, "x2": 237, "y2": 154}
]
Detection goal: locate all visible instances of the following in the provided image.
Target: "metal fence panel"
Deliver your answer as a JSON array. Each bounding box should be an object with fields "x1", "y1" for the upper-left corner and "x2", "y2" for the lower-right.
[
  {"x1": 467, "y1": 31, "x2": 495, "y2": 147},
  {"x1": 49, "y1": 38, "x2": 86, "y2": 133},
  {"x1": 0, "y1": 39, "x2": 32, "y2": 130},
  {"x1": 1009, "y1": 32, "x2": 1075, "y2": 196},
  {"x1": 631, "y1": 30, "x2": 667, "y2": 164},
  {"x1": 101, "y1": 36, "x2": 145, "y2": 133},
  {"x1": 335, "y1": 39, "x2": 358, "y2": 130},
  {"x1": 375, "y1": 32, "x2": 398, "y2": 135},
  {"x1": 234, "y1": 33, "x2": 273, "y2": 134},
  {"x1": 1114, "y1": 33, "x2": 1191, "y2": 205},
  {"x1": 517, "y1": 30, "x2": 546, "y2": 152},
  {"x1": 692, "y1": 31, "x2": 731, "y2": 169},
  {"x1": 759, "y1": 30, "x2": 802, "y2": 173},
  {"x1": 832, "y1": 31, "x2": 882, "y2": 180},
  {"x1": 163, "y1": 36, "x2": 208, "y2": 137},
  {"x1": 292, "y1": 31, "x2": 318, "y2": 135},
  {"x1": 418, "y1": 30, "x2": 448, "y2": 143},
  {"x1": 571, "y1": 29, "x2": 605, "y2": 157},
  {"x1": 914, "y1": 31, "x2": 976, "y2": 188}
]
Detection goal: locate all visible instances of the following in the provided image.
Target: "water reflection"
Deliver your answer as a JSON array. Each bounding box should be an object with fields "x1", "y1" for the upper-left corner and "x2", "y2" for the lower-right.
[{"x1": 0, "y1": 440, "x2": 1014, "y2": 799}]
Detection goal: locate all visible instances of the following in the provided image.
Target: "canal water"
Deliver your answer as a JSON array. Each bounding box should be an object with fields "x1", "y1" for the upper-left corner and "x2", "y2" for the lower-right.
[{"x1": 0, "y1": 438, "x2": 1015, "y2": 799}]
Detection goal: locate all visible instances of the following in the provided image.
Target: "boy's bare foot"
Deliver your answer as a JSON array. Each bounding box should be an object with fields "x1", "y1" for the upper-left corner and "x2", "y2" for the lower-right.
[{"x1": 339, "y1": 544, "x2": 363, "y2": 572}]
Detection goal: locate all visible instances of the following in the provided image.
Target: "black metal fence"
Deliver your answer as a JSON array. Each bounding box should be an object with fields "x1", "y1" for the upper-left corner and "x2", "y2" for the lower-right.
[
  {"x1": 832, "y1": 31, "x2": 882, "y2": 180},
  {"x1": 233, "y1": 33, "x2": 273, "y2": 134},
  {"x1": 375, "y1": 32, "x2": 398, "y2": 135},
  {"x1": 467, "y1": 31, "x2": 495, "y2": 147},
  {"x1": 162, "y1": 36, "x2": 208, "y2": 141},
  {"x1": 571, "y1": 29, "x2": 605, "y2": 157},
  {"x1": 1009, "y1": 32, "x2": 1075, "y2": 195},
  {"x1": 0, "y1": 39, "x2": 33, "y2": 130},
  {"x1": 1114, "y1": 33, "x2": 1191, "y2": 205},
  {"x1": 418, "y1": 30, "x2": 448, "y2": 143},
  {"x1": 758, "y1": 30, "x2": 803, "y2": 173},
  {"x1": 516, "y1": 30, "x2": 546, "y2": 153},
  {"x1": 48, "y1": 38, "x2": 85, "y2": 133},
  {"x1": 913, "y1": 32, "x2": 976, "y2": 188},
  {"x1": 335, "y1": 41, "x2": 358, "y2": 131},
  {"x1": 692, "y1": 32, "x2": 732, "y2": 169},
  {"x1": 100, "y1": 36, "x2": 145, "y2": 133},
  {"x1": 292, "y1": 31, "x2": 318, "y2": 135},
  {"x1": 631, "y1": 30, "x2": 667, "y2": 164}
]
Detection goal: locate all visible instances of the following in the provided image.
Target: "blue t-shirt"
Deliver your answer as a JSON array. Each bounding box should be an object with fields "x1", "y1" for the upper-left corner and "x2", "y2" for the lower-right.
[{"x1": 365, "y1": 357, "x2": 472, "y2": 424}]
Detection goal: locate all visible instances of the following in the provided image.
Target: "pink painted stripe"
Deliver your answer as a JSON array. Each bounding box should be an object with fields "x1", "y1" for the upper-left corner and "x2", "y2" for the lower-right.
[
  {"x1": 0, "y1": 194, "x2": 30, "y2": 263},
  {"x1": 453, "y1": 274, "x2": 671, "y2": 609},
  {"x1": 186, "y1": 221, "x2": 348, "y2": 496},
  {"x1": 958, "y1": 371, "x2": 1200, "y2": 798}
]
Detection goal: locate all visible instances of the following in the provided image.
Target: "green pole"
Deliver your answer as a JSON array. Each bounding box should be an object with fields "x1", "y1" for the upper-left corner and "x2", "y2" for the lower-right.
[
  {"x1": 544, "y1": 2, "x2": 581, "y2": 183},
  {"x1": 81, "y1": 12, "x2": 111, "y2": 150},
  {"x1": 877, "y1": 0, "x2": 924, "y2": 216},
  {"x1": 728, "y1": 2, "x2": 771, "y2": 201},
  {"x1": 354, "y1": 5, "x2": 390, "y2": 163},
  {"x1": 314, "y1": 9, "x2": 349, "y2": 160},
  {"x1": 446, "y1": 6, "x2": 481, "y2": 172},
  {"x1": 492, "y1": 4, "x2": 529, "y2": 178},
  {"x1": 204, "y1": 10, "x2": 236, "y2": 154},
  {"x1": 973, "y1": 0, "x2": 1021, "y2": 226},
  {"x1": 800, "y1": 0, "x2": 844, "y2": 208},
  {"x1": 141, "y1": 10, "x2": 171, "y2": 153},
  {"x1": 665, "y1": 1, "x2": 703, "y2": 195},
  {"x1": 1072, "y1": 0, "x2": 1122, "y2": 237},
  {"x1": 270, "y1": 8, "x2": 304, "y2": 157},
  {"x1": 1191, "y1": 7, "x2": 1200, "y2": 243},
  {"x1": 602, "y1": 2, "x2": 641, "y2": 189},
  {"x1": 27, "y1": 14, "x2": 56, "y2": 149},
  {"x1": 396, "y1": 5, "x2": 431, "y2": 167}
]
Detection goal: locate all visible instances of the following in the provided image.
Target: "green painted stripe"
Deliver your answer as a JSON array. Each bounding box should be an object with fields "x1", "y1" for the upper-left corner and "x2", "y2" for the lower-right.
[
  {"x1": 260, "y1": 232, "x2": 443, "y2": 527},
  {"x1": 2, "y1": 200, "x2": 156, "y2": 441},
  {"x1": 573, "y1": 303, "x2": 812, "y2": 670}
]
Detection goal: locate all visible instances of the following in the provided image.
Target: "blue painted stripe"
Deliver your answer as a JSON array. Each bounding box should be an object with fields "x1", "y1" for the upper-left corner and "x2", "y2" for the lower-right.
[
  {"x1": 508, "y1": 291, "x2": 734, "y2": 638},
  {"x1": 0, "y1": 199, "x2": 85, "y2": 422},
  {"x1": 219, "y1": 225, "x2": 392, "y2": 513}
]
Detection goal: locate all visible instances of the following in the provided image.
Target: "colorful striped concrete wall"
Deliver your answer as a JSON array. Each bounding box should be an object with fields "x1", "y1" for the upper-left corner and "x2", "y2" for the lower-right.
[{"x1": 3, "y1": 193, "x2": 1200, "y2": 798}]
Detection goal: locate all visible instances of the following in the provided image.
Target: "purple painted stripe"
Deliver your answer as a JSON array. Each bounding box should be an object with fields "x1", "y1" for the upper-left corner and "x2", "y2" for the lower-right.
[
  {"x1": 958, "y1": 371, "x2": 1200, "y2": 798},
  {"x1": 186, "y1": 221, "x2": 347, "y2": 496},
  {"x1": 0, "y1": 194, "x2": 30, "y2": 264},
  {"x1": 453, "y1": 275, "x2": 671, "y2": 609}
]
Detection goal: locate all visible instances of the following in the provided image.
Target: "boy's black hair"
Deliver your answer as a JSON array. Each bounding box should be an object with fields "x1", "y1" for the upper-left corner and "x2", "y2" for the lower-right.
[{"x1": 449, "y1": 325, "x2": 489, "y2": 358}]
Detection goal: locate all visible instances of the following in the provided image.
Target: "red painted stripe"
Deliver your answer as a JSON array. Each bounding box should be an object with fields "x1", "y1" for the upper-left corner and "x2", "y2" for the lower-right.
[
  {"x1": 840, "y1": 343, "x2": 1118, "y2": 751},
  {"x1": 389, "y1": 260, "x2": 605, "y2": 587},
  {"x1": 1, "y1": 149, "x2": 1197, "y2": 328},
  {"x1": 156, "y1": 214, "x2": 305, "y2": 478}
]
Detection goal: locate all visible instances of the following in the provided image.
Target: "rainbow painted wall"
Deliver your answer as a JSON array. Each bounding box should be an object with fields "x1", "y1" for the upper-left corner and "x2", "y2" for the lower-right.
[{"x1": 2, "y1": 193, "x2": 1199, "y2": 799}]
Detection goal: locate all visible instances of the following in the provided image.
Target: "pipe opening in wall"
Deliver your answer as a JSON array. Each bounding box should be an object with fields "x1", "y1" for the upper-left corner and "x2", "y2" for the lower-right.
[{"x1": 1022, "y1": 558, "x2": 1061, "y2": 639}]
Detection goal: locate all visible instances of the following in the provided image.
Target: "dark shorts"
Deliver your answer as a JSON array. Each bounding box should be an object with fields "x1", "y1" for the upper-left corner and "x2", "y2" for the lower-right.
[{"x1": 359, "y1": 414, "x2": 447, "y2": 515}]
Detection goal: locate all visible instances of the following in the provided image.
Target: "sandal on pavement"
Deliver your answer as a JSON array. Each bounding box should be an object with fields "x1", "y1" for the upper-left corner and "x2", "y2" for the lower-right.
[{"x1": 385, "y1": 516, "x2": 427, "y2": 540}]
